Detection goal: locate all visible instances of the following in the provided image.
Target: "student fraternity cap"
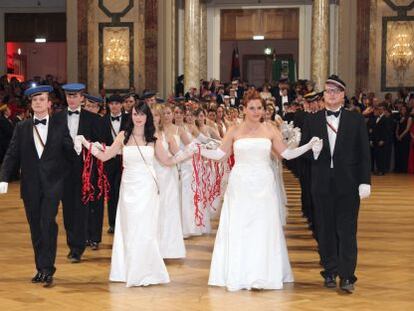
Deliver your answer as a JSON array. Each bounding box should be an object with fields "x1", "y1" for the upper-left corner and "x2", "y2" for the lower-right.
[
  {"x1": 62, "y1": 83, "x2": 86, "y2": 94},
  {"x1": 141, "y1": 91, "x2": 156, "y2": 99},
  {"x1": 326, "y1": 75, "x2": 346, "y2": 90},
  {"x1": 24, "y1": 85, "x2": 53, "y2": 98},
  {"x1": 304, "y1": 91, "x2": 320, "y2": 102},
  {"x1": 108, "y1": 95, "x2": 123, "y2": 103},
  {"x1": 84, "y1": 94, "x2": 103, "y2": 104}
]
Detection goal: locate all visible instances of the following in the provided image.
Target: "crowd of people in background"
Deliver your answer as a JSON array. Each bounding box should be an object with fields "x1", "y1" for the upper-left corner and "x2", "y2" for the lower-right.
[{"x1": 1, "y1": 73, "x2": 414, "y2": 175}]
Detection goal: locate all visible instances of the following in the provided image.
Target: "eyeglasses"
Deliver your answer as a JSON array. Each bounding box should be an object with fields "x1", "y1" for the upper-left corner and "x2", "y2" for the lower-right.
[{"x1": 325, "y1": 88, "x2": 342, "y2": 94}]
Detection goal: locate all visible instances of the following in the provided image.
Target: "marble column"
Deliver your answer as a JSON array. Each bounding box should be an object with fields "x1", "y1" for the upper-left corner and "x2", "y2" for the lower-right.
[
  {"x1": 311, "y1": 0, "x2": 330, "y2": 91},
  {"x1": 184, "y1": 0, "x2": 200, "y2": 91},
  {"x1": 67, "y1": 0, "x2": 79, "y2": 83},
  {"x1": 145, "y1": 0, "x2": 158, "y2": 91},
  {"x1": 368, "y1": 0, "x2": 377, "y2": 92},
  {"x1": 78, "y1": 0, "x2": 88, "y2": 85},
  {"x1": 199, "y1": 0, "x2": 208, "y2": 81},
  {"x1": 356, "y1": 0, "x2": 371, "y2": 91}
]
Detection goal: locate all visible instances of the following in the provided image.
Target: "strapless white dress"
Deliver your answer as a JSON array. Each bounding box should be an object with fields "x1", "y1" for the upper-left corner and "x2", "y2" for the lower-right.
[
  {"x1": 154, "y1": 134, "x2": 186, "y2": 258},
  {"x1": 208, "y1": 138, "x2": 294, "y2": 291},
  {"x1": 109, "y1": 146, "x2": 170, "y2": 287}
]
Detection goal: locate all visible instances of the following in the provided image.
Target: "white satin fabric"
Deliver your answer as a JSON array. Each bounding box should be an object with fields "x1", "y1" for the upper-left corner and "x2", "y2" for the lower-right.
[
  {"x1": 109, "y1": 146, "x2": 170, "y2": 287},
  {"x1": 208, "y1": 138, "x2": 294, "y2": 291},
  {"x1": 154, "y1": 133, "x2": 186, "y2": 258}
]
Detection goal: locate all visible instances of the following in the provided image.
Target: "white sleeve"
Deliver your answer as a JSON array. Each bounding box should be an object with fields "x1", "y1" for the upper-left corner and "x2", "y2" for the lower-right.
[
  {"x1": 280, "y1": 137, "x2": 319, "y2": 160},
  {"x1": 200, "y1": 147, "x2": 226, "y2": 161}
]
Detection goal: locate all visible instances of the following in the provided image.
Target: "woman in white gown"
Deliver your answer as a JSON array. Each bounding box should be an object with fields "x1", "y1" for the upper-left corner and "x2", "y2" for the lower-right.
[
  {"x1": 199, "y1": 90, "x2": 320, "y2": 291},
  {"x1": 81, "y1": 102, "x2": 193, "y2": 287},
  {"x1": 153, "y1": 104, "x2": 186, "y2": 258}
]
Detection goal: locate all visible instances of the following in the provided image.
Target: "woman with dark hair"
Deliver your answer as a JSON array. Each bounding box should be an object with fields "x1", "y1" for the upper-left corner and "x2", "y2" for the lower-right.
[
  {"x1": 199, "y1": 90, "x2": 320, "y2": 291},
  {"x1": 79, "y1": 101, "x2": 194, "y2": 287},
  {"x1": 395, "y1": 105, "x2": 412, "y2": 172}
]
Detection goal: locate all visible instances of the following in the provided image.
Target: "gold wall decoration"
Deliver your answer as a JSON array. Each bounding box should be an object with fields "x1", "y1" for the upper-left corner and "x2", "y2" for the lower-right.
[
  {"x1": 386, "y1": 21, "x2": 414, "y2": 84},
  {"x1": 102, "y1": 27, "x2": 130, "y2": 90},
  {"x1": 382, "y1": 18, "x2": 414, "y2": 91}
]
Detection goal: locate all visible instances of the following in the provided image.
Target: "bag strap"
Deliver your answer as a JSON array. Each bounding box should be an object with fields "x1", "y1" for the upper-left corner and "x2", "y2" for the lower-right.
[
  {"x1": 33, "y1": 124, "x2": 46, "y2": 149},
  {"x1": 132, "y1": 135, "x2": 160, "y2": 195}
]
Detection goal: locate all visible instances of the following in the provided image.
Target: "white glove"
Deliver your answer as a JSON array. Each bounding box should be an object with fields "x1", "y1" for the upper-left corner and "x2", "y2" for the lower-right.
[
  {"x1": 312, "y1": 138, "x2": 323, "y2": 160},
  {"x1": 359, "y1": 184, "x2": 371, "y2": 199},
  {"x1": 0, "y1": 182, "x2": 8, "y2": 194},
  {"x1": 196, "y1": 133, "x2": 209, "y2": 144},
  {"x1": 74, "y1": 135, "x2": 85, "y2": 155},
  {"x1": 92, "y1": 142, "x2": 105, "y2": 151},
  {"x1": 185, "y1": 141, "x2": 199, "y2": 153},
  {"x1": 281, "y1": 136, "x2": 320, "y2": 160},
  {"x1": 172, "y1": 149, "x2": 195, "y2": 164},
  {"x1": 205, "y1": 141, "x2": 220, "y2": 150},
  {"x1": 200, "y1": 147, "x2": 226, "y2": 161}
]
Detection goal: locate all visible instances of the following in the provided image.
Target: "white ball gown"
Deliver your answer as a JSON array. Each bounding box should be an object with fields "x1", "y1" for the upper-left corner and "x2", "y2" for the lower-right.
[
  {"x1": 154, "y1": 133, "x2": 186, "y2": 258},
  {"x1": 180, "y1": 131, "x2": 203, "y2": 237},
  {"x1": 208, "y1": 138, "x2": 294, "y2": 291},
  {"x1": 109, "y1": 146, "x2": 170, "y2": 287}
]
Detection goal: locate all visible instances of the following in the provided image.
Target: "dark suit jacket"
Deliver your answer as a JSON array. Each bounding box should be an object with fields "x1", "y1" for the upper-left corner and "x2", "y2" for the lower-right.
[
  {"x1": 55, "y1": 109, "x2": 103, "y2": 180},
  {"x1": 0, "y1": 115, "x2": 74, "y2": 203},
  {"x1": 300, "y1": 109, "x2": 371, "y2": 196},
  {"x1": 373, "y1": 115, "x2": 391, "y2": 145},
  {"x1": 102, "y1": 113, "x2": 129, "y2": 171},
  {"x1": 0, "y1": 115, "x2": 14, "y2": 162}
]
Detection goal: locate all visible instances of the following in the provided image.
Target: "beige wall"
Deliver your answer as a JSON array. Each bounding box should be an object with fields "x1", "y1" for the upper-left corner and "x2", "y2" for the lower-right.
[{"x1": 86, "y1": 0, "x2": 145, "y2": 95}]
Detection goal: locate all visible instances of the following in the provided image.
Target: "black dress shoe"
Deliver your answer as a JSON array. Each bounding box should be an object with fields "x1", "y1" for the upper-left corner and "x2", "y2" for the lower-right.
[
  {"x1": 90, "y1": 242, "x2": 99, "y2": 250},
  {"x1": 340, "y1": 279, "x2": 354, "y2": 293},
  {"x1": 69, "y1": 253, "x2": 81, "y2": 263},
  {"x1": 41, "y1": 274, "x2": 54, "y2": 288},
  {"x1": 107, "y1": 227, "x2": 114, "y2": 234},
  {"x1": 67, "y1": 250, "x2": 73, "y2": 259},
  {"x1": 324, "y1": 275, "x2": 337, "y2": 288},
  {"x1": 31, "y1": 272, "x2": 43, "y2": 283},
  {"x1": 85, "y1": 240, "x2": 91, "y2": 247}
]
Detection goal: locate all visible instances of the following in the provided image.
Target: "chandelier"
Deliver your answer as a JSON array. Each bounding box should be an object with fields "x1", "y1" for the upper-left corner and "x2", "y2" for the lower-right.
[
  {"x1": 103, "y1": 29, "x2": 129, "y2": 70},
  {"x1": 387, "y1": 21, "x2": 414, "y2": 84}
]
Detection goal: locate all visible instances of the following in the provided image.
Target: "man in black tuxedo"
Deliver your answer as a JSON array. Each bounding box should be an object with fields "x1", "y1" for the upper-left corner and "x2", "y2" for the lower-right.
[
  {"x1": 301, "y1": 75, "x2": 371, "y2": 293},
  {"x1": 373, "y1": 105, "x2": 391, "y2": 175},
  {"x1": 0, "y1": 85, "x2": 77, "y2": 287},
  {"x1": 103, "y1": 94, "x2": 128, "y2": 233},
  {"x1": 56, "y1": 83, "x2": 103, "y2": 263},
  {"x1": 271, "y1": 78, "x2": 295, "y2": 117},
  {"x1": 0, "y1": 104, "x2": 15, "y2": 164},
  {"x1": 83, "y1": 94, "x2": 106, "y2": 249}
]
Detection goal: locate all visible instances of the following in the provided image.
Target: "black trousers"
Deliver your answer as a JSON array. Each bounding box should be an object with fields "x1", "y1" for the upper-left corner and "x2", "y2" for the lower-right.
[
  {"x1": 105, "y1": 156, "x2": 122, "y2": 228},
  {"x1": 375, "y1": 144, "x2": 390, "y2": 173},
  {"x1": 312, "y1": 175, "x2": 360, "y2": 282},
  {"x1": 87, "y1": 196, "x2": 104, "y2": 243},
  {"x1": 24, "y1": 194, "x2": 59, "y2": 274},
  {"x1": 62, "y1": 172, "x2": 88, "y2": 256}
]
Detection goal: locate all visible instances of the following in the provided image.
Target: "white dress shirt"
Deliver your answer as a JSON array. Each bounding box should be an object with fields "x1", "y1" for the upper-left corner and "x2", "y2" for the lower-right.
[
  {"x1": 110, "y1": 114, "x2": 122, "y2": 139},
  {"x1": 67, "y1": 107, "x2": 81, "y2": 140},
  {"x1": 326, "y1": 109, "x2": 341, "y2": 168},
  {"x1": 33, "y1": 115, "x2": 49, "y2": 158}
]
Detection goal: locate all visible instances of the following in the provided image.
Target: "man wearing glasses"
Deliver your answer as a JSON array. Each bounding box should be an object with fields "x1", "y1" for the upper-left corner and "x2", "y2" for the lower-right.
[{"x1": 300, "y1": 75, "x2": 371, "y2": 293}]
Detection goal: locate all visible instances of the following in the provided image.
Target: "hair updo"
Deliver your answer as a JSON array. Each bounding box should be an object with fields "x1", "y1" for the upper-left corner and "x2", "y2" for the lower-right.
[{"x1": 242, "y1": 89, "x2": 265, "y2": 108}]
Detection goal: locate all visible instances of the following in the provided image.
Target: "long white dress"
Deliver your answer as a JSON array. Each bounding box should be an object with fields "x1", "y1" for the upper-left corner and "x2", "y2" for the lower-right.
[
  {"x1": 154, "y1": 133, "x2": 186, "y2": 258},
  {"x1": 208, "y1": 138, "x2": 294, "y2": 291},
  {"x1": 271, "y1": 157, "x2": 288, "y2": 226},
  {"x1": 109, "y1": 146, "x2": 170, "y2": 287},
  {"x1": 180, "y1": 131, "x2": 203, "y2": 237}
]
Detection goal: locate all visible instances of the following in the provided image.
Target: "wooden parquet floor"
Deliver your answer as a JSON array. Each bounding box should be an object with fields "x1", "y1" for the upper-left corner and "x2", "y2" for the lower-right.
[{"x1": 0, "y1": 171, "x2": 413, "y2": 311}]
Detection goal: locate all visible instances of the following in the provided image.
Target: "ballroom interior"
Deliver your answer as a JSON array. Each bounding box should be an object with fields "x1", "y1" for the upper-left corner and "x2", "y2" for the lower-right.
[{"x1": 0, "y1": 1, "x2": 413, "y2": 310}]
